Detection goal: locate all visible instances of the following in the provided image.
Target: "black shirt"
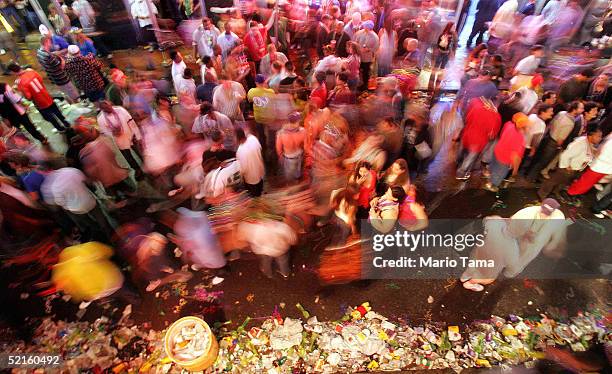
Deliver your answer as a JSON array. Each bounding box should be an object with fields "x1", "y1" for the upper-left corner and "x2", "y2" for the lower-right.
[{"x1": 202, "y1": 149, "x2": 236, "y2": 164}]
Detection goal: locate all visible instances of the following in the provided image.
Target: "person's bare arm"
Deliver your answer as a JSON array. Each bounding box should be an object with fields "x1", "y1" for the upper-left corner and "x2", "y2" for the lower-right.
[
  {"x1": 264, "y1": 10, "x2": 277, "y2": 31},
  {"x1": 511, "y1": 152, "x2": 521, "y2": 176},
  {"x1": 370, "y1": 207, "x2": 398, "y2": 233}
]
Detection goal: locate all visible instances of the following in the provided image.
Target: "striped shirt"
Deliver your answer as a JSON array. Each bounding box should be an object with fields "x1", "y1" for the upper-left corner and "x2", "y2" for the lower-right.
[
  {"x1": 212, "y1": 81, "x2": 245, "y2": 121},
  {"x1": 36, "y1": 48, "x2": 70, "y2": 86}
]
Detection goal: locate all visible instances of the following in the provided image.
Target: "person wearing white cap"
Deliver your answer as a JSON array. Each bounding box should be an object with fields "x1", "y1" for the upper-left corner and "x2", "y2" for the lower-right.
[{"x1": 353, "y1": 20, "x2": 378, "y2": 91}]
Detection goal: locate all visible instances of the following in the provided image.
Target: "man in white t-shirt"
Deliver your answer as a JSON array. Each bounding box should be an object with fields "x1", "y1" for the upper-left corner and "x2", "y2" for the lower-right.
[
  {"x1": 170, "y1": 50, "x2": 187, "y2": 92},
  {"x1": 192, "y1": 17, "x2": 220, "y2": 60},
  {"x1": 131, "y1": 0, "x2": 158, "y2": 47},
  {"x1": 236, "y1": 124, "x2": 265, "y2": 196},
  {"x1": 520, "y1": 104, "x2": 554, "y2": 175},
  {"x1": 216, "y1": 22, "x2": 239, "y2": 62},
  {"x1": 175, "y1": 68, "x2": 198, "y2": 110},
  {"x1": 526, "y1": 104, "x2": 554, "y2": 152},
  {"x1": 41, "y1": 167, "x2": 114, "y2": 241}
]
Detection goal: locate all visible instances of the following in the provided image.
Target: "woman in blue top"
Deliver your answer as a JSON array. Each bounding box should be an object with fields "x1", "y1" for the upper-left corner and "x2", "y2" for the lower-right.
[{"x1": 74, "y1": 31, "x2": 97, "y2": 56}]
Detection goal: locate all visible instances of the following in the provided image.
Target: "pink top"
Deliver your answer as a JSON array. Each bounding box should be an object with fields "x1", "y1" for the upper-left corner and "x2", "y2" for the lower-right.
[{"x1": 494, "y1": 122, "x2": 525, "y2": 166}]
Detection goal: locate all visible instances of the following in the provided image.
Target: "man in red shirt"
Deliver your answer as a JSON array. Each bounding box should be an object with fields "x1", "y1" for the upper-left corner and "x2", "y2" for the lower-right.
[
  {"x1": 243, "y1": 21, "x2": 267, "y2": 72},
  {"x1": 485, "y1": 113, "x2": 530, "y2": 192},
  {"x1": 8, "y1": 63, "x2": 70, "y2": 132},
  {"x1": 456, "y1": 97, "x2": 501, "y2": 180}
]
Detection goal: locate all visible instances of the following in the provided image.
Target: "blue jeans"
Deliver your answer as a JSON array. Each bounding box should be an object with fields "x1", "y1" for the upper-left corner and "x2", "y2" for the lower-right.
[
  {"x1": 593, "y1": 191, "x2": 612, "y2": 213},
  {"x1": 456, "y1": 149, "x2": 480, "y2": 178},
  {"x1": 490, "y1": 155, "x2": 511, "y2": 187}
]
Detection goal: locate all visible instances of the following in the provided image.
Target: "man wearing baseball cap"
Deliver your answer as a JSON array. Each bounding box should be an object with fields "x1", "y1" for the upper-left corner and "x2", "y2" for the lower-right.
[{"x1": 64, "y1": 45, "x2": 106, "y2": 102}]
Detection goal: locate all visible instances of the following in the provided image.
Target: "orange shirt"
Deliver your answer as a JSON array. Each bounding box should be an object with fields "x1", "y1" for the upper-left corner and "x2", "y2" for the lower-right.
[{"x1": 17, "y1": 69, "x2": 53, "y2": 109}]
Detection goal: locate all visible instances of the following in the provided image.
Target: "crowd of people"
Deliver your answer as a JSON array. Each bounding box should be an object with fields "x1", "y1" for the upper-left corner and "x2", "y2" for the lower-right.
[{"x1": 0, "y1": 0, "x2": 611, "y2": 307}]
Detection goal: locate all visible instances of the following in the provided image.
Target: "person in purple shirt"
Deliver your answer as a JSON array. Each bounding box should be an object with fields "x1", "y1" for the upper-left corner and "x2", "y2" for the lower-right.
[{"x1": 457, "y1": 69, "x2": 498, "y2": 116}]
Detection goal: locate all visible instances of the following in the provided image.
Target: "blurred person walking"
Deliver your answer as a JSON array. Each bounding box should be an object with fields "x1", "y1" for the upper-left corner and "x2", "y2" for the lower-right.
[
  {"x1": 8, "y1": 63, "x2": 70, "y2": 132},
  {"x1": 97, "y1": 100, "x2": 143, "y2": 178},
  {"x1": 236, "y1": 125, "x2": 264, "y2": 197},
  {"x1": 0, "y1": 82, "x2": 46, "y2": 143},
  {"x1": 276, "y1": 112, "x2": 306, "y2": 183}
]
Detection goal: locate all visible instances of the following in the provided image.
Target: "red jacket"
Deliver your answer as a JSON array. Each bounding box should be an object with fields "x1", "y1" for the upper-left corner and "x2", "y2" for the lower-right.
[
  {"x1": 243, "y1": 27, "x2": 266, "y2": 62},
  {"x1": 461, "y1": 97, "x2": 501, "y2": 153}
]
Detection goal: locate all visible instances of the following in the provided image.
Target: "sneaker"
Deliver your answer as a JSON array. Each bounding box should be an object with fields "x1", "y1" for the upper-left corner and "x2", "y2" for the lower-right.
[
  {"x1": 503, "y1": 176, "x2": 516, "y2": 183},
  {"x1": 540, "y1": 171, "x2": 550, "y2": 180},
  {"x1": 483, "y1": 182, "x2": 499, "y2": 193},
  {"x1": 594, "y1": 210, "x2": 612, "y2": 218}
]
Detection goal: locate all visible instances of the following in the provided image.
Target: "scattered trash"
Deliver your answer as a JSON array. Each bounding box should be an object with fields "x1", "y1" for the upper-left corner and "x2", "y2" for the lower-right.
[
  {"x1": 1, "y1": 303, "x2": 609, "y2": 373},
  {"x1": 427, "y1": 295, "x2": 434, "y2": 304},
  {"x1": 246, "y1": 294, "x2": 255, "y2": 303}
]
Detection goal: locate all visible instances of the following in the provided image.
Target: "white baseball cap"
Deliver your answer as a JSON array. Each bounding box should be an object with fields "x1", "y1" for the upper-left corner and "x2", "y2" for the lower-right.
[{"x1": 67, "y1": 45, "x2": 80, "y2": 55}]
